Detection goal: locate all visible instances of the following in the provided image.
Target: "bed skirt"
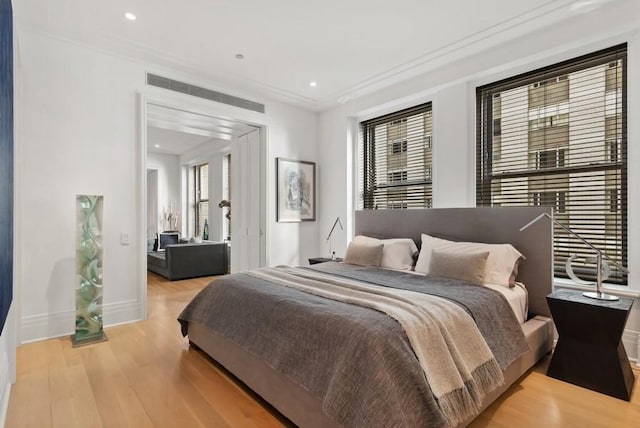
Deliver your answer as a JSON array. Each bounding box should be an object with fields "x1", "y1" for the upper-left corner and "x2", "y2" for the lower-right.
[{"x1": 187, "y1": 315, "x2": 553, "y2": 427}]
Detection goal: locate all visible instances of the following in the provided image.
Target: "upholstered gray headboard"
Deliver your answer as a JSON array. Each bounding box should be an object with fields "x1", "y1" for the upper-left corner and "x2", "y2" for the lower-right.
[{"x1": 355, "y1": 207, "x2": 553, "y2": 318}]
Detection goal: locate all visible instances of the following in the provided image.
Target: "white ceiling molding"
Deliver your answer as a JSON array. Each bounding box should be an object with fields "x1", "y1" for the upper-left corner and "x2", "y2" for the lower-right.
[
  {"x1": 315, "y1": 0, "x2": 589, "y2": 109},
  {"x1": 14, "y1": 0, "x2": 634, "y2": 112},
  {"x1": 146, "y1": 104, "x2": 259, "y2": 155}
]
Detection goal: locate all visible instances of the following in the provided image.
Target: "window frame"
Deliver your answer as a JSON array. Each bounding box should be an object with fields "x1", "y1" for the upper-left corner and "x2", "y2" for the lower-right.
[
  {"x1": 360, "y1": 102, "x2": 433, "y2": 210},
  {"x1": 222, "y1": 153, "x2": 231, "y2": 241},
  {"x1": 194, "y1": 162, "x2": 209, "y2": 236},
  {"x1": 476, "y1": 43, "x2": 628, "y2": 284}
]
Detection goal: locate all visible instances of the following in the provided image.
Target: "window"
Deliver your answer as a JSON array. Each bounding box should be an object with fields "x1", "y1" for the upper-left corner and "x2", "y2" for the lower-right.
[
  {"x1": 186, "y1": 167, "x2": 195, "y2": 236},
  {"x1": 424, "y1": 135, "x2": 432, "y2": 148},
  {"x1": 360, "y1": 103, "x2": 433, "y2": 210},
  {"x1": 606, "y1": 139, "x2": 619, "y2": 163},
  {"x1": 388, "y1": 170, "x2": 408, "y2": 182},
  {"x1": 492, "y1": 118, "x2": 501, "y2": 136},
  {"x1": 533, "y1": 148, "x2": 566, "y2": 170},
  {"x1": 222, "y1": 154, "x2": 231, "y2": 241},
  {"x1": 391, "y1": 140, "x2": 408, "y2": 154},
  {"x1": 194, "y1": 163, "x2": 209, "y2": 237},
  {"x1": 388, "y1": 201, "x2": 408, "y2": 209},
  {"x1": 608, "y1": 188, "x2": 619, "y2": 213},
  {"x1": 477, "y1": 44, "x2": 627, "y2": 284},
  {"x1": 532, "y1": 191, "x2": 566, "y2": 214}
]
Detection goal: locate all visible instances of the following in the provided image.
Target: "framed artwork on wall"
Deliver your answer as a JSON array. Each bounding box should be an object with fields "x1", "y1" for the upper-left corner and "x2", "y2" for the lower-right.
[{"x1": 276, "y1": 158, "x2": 316, "y2": 222}]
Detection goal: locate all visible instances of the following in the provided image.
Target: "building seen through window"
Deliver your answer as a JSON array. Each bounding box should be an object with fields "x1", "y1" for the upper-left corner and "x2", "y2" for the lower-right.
[
  {"x1": 477, "y1": 44, "x2": 627, "y2": 284},
  {"x1": 360, "y1": 103, "x2": 433, "y2": 210}
]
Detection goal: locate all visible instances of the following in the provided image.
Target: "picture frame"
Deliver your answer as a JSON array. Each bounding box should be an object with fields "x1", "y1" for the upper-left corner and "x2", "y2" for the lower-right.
[{"x1": 276, "y1": 158, "x2": 316, "y2": 222}]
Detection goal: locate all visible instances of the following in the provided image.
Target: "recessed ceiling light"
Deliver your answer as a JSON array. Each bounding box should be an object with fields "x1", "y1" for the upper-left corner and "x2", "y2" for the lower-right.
[
  {"x1": 235, "y1": 54, "x2": 245, "y2": 60},
  {"x1": 124, "y1": 12, "x2": 137, "y2": 21},
  {"x1": 154, "y1": 144, "x2": 160, "y2": 148},
  {"x1": 310, "y1": 81, "x2": 317, "y2": 87}
]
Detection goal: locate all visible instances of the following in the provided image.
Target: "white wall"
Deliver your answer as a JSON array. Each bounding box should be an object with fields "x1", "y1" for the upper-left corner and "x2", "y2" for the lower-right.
[
  {"x1": 18, "y1": 31, "x2": 141, "y2": 342},
  {"x1": 147, "y1": 152, "x2": 181, "y2": 234},
  {"x1": 318, "y1": 3, "x2": 640, "y2": 360},
  {"x1": 0, "y1": 305, "x2": 15, "y2": 424},
  {"x1": 267, "y1": 101, "x2": 319, "y2": 266},
  {"x1": 16, "y1": 29, "x2": 318, "y2": 342},
  {"x1": 0, "y1": 323, "x2": 11, "y2": 427}
]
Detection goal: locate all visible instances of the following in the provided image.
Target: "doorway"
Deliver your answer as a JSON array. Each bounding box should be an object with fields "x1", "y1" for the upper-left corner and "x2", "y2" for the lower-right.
[{"x1": 137, "y1": 93, "x2": 267, "y2": 319}]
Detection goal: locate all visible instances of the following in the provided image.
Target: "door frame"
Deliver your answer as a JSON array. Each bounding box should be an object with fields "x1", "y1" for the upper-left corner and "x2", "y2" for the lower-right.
[{"x1": 137, "y1": 88, "x2": 268, "y2": 319}]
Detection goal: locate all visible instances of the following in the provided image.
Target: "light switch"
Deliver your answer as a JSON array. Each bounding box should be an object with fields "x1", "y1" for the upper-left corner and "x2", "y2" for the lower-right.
[{"x1": 121, "y1": 233, "x2": 130, "y2": 245}]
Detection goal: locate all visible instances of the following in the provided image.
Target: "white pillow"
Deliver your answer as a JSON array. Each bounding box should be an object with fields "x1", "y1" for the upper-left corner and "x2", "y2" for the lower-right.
[
  {"x1": 428, "y1": 249, "x2": 490, "y2": 285},
  {"x1": 353, "y1": 235, "x2": 418, "y2": 271},
  {"x1": 415, "y1": 234, "x2": 524, "y2": 288},
  {"x1": 344, "y1": 239, "x2": 384, "y2": 267}
]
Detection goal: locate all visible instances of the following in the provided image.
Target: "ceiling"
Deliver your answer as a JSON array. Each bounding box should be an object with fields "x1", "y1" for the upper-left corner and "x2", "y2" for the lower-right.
[
  {"x1": 146, "y1": 127, "x2": 212, "y2": 156},
  {"x1": 146, "y1": 104, "x2": 259, "y2": 155},
  {"x1": 14, "y1": 0, "x2": 621, "y2": 111}
]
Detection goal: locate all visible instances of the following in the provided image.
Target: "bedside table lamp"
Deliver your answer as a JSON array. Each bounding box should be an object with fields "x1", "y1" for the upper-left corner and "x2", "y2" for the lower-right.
[
  {"x1": 520, "y1": 212, "x2": 629, "y2": 301},
  {"x1": 326, "y1": 216, "x2": 343, "y2": 260}
]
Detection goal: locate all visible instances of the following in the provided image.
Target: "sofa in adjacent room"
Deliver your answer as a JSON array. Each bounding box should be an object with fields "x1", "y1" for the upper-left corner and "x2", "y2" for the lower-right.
[{"x1": 147, "y1": 241, "x2": 229, "y2": 280}]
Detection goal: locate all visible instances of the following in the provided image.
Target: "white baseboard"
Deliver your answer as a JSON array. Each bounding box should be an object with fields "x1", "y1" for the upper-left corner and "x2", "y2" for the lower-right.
[
  {"x1": 622, "y1": 329, "x2": 640, "y2": 367},
  {"x1": 19, "y1": 302, "x2": 640, "y2": 367},
  {"x1": 21, "y1": 300, "x2": 141, "y2": 343},
  {"x1": 621, "y1": 329, "x2": 639, "y2": 366},
  {"x1": 0, "y1": 383, "x2": 9, "y2": 428},
  {"x1": 0, "y1": 346, "x2": 10, "y2": 428}
]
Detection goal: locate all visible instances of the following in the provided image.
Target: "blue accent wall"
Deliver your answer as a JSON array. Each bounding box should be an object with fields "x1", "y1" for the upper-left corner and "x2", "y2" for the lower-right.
[{"x1": 0, "y1": 0, "x2": 13, "y2": 334}]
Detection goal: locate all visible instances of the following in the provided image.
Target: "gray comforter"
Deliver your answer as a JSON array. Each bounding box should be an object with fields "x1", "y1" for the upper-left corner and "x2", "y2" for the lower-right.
[{"x1": 178, "y1": 262, "x2": 529, "y2": 427}]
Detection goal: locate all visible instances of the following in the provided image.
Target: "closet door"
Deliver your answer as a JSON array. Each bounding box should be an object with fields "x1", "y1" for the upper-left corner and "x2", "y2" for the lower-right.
[{"x1": 231, "y1": 129, "x2": 263, "y2": 272}]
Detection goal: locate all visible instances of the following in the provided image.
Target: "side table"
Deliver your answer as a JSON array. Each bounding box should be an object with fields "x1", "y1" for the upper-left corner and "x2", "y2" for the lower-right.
[
  {"x1": 546, "y1": 289, "x2": 635, "y2": 400},
  {"x1": 309, "y1": 257, "x2": 343, "y2": 265}
]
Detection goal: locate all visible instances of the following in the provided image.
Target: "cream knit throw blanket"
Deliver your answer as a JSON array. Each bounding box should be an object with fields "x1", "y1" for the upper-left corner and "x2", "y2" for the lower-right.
[{"x1": 248, "y1": 266, "x2": 504, "y2": 427}]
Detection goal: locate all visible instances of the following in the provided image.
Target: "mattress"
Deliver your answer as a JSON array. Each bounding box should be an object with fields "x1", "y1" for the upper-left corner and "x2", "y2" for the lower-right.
[{"x1": 483, "y1": 282, "x2": 528, "y2": 324}]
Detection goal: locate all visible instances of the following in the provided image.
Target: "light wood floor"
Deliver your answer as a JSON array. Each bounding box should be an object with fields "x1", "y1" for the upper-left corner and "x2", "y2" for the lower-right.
[{"x1": 6, "y1": 273, "x2": 640, "y2": 427}]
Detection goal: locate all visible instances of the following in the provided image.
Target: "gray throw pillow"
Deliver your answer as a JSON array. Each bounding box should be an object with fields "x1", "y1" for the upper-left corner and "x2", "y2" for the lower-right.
[
  {"x1": 427, "y1": 249, "x2": 489, "y2": 285},
  {"x1": 343, "y1": 240, "x2": 384, "y2": 267}
]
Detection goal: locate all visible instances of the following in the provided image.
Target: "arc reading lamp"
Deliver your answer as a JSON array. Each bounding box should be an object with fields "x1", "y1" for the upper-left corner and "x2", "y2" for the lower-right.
[
  {"x1": 326, "y1": 216, "x2": 344, "y2": 259},
  {"x1": 520, "y1": 212, "x2": 629, "y2": 301}
]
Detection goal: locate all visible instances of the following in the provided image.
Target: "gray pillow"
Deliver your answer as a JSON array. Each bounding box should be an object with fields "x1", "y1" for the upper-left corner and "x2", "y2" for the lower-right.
[
  {"x1": 343, "y1": 240, "x2": 384, "y2": 267},
  {"x1": 427, "y1": 249, "x2": 489, "y2": 285}
]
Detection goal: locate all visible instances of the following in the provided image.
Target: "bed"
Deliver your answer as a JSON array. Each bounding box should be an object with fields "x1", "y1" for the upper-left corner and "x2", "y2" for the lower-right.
[{"x1": 178, "y1": 207, "x2": 555, "y2": 427}]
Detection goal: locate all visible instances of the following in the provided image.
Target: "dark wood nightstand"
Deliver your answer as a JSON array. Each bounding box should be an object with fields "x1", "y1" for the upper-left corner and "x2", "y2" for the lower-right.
[
  {"x1": 546, "y1": 289, "x2": 635, "y2": 400},
  {"x1": 308, "y1": 257, "x2": 343, "y2": 265}
]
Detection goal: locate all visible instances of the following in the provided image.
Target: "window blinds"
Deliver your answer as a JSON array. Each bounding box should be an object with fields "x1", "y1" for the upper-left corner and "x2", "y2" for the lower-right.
[
  {"x1": 222, "y1": 154, "x2": 231, "y2": 241},
  {"x1": 477, "y1": 44, "x2": 627, "y2": 284},
  {"x1": 195, "y1": 163, "x2": 209, "y2": 236},
  {"x1": 360, "y1": 103, "x2": 433, "y2": 210}
]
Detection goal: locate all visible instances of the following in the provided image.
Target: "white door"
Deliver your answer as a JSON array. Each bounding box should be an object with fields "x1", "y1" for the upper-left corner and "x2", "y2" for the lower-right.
[
  {"x1": 231, "y1": 129, "x2": 262, "y2": 272},
  {"x1": 146, "y1": 169, "x2": 158, "y2": 241}
]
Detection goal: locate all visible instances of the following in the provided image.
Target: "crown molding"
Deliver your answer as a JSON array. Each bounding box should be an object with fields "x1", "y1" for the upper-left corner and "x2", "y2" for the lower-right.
[
  {"x1": 316, "y1": 0, "x2": 585, "y2": 110},
  {"x1": 15, "y1": 24, "x2": 321, "y2": 112},
  {"x1": 14, "y1": 0, "x2": 630, "y2": 113}
]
